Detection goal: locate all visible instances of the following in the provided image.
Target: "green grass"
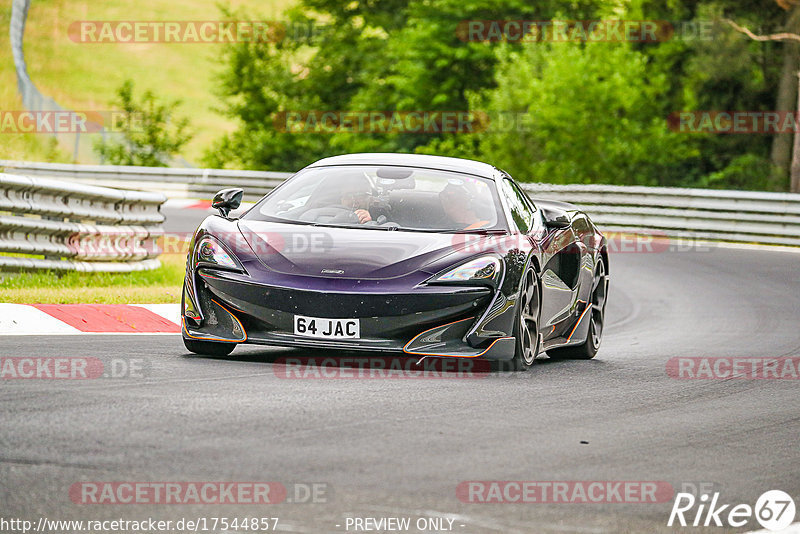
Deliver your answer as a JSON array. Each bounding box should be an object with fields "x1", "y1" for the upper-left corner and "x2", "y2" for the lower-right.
[
  {"x1": 2, "y1": 0, "x2": 294, "y2": 164},
  {"x1": 0, "y1": 9, "x2": 72, "y2": 162},
  {"x1": 0, "y1": 254, "x2": 185, "y2": 304}
]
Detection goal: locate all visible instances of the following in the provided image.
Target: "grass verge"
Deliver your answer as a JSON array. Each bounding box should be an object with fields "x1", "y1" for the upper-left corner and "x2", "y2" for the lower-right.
[
  {"x1": 0, "y1": 8, "x2": 71, "y2": 162},
  {"x1": 17, "y1": 0, "x2": 293, "y2": 163},
  {"x1": 0, "y1": 254, "x2": 185, "y2": 304}
]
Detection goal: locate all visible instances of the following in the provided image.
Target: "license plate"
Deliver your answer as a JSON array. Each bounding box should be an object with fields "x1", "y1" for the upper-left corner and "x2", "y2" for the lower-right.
[{"x1": 293, "y1": 315, "x2": 360, "y2": 339}]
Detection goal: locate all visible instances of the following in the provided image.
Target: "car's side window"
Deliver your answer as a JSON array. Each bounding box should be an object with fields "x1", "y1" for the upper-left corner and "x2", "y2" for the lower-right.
[
  {"x1": 572, "y1": 215, "x2": 590, "y2": 236},
  {"x1": 572, "y1": 215, "x2": 594, "y2": 247},
  {"x1": 500, "y1": 177, "x2": 534, "y2": 233},
  {"x1": 513, "y1": 180, "x2": 537, "y2": 213}
]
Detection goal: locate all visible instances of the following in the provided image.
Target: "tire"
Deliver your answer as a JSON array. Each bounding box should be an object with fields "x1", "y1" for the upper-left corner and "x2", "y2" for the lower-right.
[
  {"x1": 509, "y1": 270, "x2": 541, "y2": 371},
  {"x1": 183, "y1": 337, "x2": 236, "y2": 357},
  {"x1": 547, "y1": 259, "x2": 607, "y2": 360}
]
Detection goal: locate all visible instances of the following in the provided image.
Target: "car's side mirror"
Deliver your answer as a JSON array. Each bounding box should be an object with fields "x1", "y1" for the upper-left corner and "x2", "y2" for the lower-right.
[
  {"x1": 212, "y1": 188, "x2": 244, "y2": 218},
  {"x1": 541, "y1": 207, "x2": 571, "y2": 229}
]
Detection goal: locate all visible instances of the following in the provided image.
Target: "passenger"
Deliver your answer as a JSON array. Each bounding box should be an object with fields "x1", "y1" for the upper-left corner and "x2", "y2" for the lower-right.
[{"x1": 438, "y1": 182, "x2": 489, "y2": 230}]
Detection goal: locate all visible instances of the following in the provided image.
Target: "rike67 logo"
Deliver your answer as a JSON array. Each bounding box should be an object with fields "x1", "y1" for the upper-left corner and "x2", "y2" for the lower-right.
[{"x1": 668, "y1": 490, "x2": 796, "y2": 531}]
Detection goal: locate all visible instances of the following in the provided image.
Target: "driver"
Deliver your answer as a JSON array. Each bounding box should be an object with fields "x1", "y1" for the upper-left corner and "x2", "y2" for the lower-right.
[
  {"x1": 438, "y1": 182, "x2": 489, "y2": 230},
  {"x1": 336, "y1": 176, "x2": 374, "y2": 224}
]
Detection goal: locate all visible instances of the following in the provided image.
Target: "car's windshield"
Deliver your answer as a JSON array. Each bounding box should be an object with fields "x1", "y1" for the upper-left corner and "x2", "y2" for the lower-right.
[{"x1": 244, "y1": 165, "x2": 506, "y2": 232}]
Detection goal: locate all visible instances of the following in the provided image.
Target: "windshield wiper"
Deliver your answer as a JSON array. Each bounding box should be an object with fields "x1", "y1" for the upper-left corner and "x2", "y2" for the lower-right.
[
  {"x1": 253, "y1": 216, "x2": 313, "y2": 226},
  {"x1": 391, "y1": 227, "x2": 450, "y2": 233},
  {"x1": 446, "y1": 228, "x2": 508, "y2": 235},
  {"x1": 308, "y1": 222, "x2": 397, "y2": 231}
]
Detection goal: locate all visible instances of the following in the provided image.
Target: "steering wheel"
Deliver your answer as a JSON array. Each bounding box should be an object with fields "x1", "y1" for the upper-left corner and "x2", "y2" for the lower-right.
[
  {"x1": 299, "y1": 207, "x2": 394, "y2": 227},
  {"x1": 299, "y1": 206, "x2": 360, "y2": 224}
]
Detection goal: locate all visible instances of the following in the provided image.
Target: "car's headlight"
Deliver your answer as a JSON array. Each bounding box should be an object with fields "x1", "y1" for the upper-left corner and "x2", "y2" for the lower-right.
[
  {"x1": 430, "y1": 256, "x2": 502, "y2": 286},
  {"x1": 194, "y1": 235, "x2": 242, "y2": 271}
]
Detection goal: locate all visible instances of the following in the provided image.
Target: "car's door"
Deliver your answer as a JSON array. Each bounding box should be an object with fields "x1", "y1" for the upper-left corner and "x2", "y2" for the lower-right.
[
  {"x1": 569, "y1": 214, "x2": 598, "y2": 306},
  {"x1": 499, "y1": 176, "x2": 576, "y2": 333},
  {"x1": 505, "y1": 177, "x2": 587, "y2": 334}
]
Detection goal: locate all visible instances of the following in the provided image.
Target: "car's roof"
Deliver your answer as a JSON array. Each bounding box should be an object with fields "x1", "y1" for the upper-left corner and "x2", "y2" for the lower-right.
[{"x1": 306, "y1": 153, "x2": 500, "y2": 180}]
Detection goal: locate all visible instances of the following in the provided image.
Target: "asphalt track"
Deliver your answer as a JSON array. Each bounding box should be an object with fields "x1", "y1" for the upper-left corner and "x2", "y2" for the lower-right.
[{"x1": 1, "y1": 208, "x2": 799, "y2": 533}]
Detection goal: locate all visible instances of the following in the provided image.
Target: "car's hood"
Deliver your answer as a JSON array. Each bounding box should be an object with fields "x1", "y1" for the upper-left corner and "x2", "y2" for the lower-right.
[{"x1": 236, "y1": 220, "x2": 480, "y2": 280}]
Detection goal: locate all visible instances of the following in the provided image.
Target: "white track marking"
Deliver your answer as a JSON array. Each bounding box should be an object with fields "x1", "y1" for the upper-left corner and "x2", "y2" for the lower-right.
[
  {"x1": 0, "y1": 304, "x2": 80, "y2": 335},
  {"x1": 133, "y1": 303, "x2": 181, "y2": 325},
  {"x1": 0, "y1": 304, "x2": 181, "y2": 335}
]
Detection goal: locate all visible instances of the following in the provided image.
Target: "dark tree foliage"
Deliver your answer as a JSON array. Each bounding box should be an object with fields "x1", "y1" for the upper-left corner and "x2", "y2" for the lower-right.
[
  {"x1": 207, "y1": 0, "x2": 793, "y2": 190},
  {"x1": 205, "y1": 0, "x2": 605, "y2": 171}
]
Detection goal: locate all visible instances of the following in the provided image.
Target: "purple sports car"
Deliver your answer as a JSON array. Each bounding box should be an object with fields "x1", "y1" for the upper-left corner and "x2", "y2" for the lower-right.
[{"x1": 181, "y1": 153, "x2": 608, "y2": 370}]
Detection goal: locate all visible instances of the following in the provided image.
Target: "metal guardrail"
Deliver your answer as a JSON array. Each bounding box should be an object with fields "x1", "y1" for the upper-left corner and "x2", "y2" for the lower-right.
[
  {"x1": 0, "y1": 173, "x2": 166, "y2": 272},
  {"x1": 0, "y1": 160, "x2": 290, "y2": 201},
  {"x1": 524, "y1": 183, "x2": 800, "y2": 247},
  {"x1": 2, "y1": 160, "x2": 799, "y2": 247}
]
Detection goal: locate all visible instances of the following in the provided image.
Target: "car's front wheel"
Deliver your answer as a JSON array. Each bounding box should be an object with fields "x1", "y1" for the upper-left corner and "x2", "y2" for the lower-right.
[
  {"x1": 183, "y1": 337, "x2": 236, "y2": 357},
  {"x1": 510, "y1": 271, "x2": 541, "y2": 371}
]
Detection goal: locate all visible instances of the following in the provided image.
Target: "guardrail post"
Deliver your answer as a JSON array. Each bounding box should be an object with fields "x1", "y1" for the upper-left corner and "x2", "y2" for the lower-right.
[{"x1": 73, "y1": 132, "x2": 80, "y2": 163}]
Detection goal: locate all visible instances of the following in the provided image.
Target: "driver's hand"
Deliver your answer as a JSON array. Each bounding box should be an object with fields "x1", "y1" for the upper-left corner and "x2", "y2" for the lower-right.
[{"x1": 354, "y1": 209, "x2": 372, "y2": 224}]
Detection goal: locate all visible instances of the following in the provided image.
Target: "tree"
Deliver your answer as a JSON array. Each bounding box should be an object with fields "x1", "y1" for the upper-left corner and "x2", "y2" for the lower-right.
[
  {"x1": 207, "y1": 0, "x2": 792, "y2": 191},
  {"x1": 205, "y1": 0, "x2": 606, "y2": 170},
  {"x1": 724, "y1": 15, "x2": 800, "y2": 192},
  {"x1": 623, "y1": 0, "x2": 789, "y2": 190},
  {"x1": 424, "y1": 41, "x2": 699, "y2": 186},
  {"x1": 94, "y1": 80, "x2": 192, "y2": 167}
]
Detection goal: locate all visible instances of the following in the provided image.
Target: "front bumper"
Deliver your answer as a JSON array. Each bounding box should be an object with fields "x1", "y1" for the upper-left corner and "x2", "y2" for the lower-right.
[{"x1": 183, "y1": 267, "x2": 516, "y2": 360}]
